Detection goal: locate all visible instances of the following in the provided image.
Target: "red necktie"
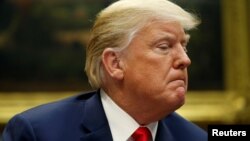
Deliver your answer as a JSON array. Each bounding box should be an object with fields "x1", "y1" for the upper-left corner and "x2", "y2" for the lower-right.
[{"x1": 132, "y1": 127, "x2": 152, "y2": 141}]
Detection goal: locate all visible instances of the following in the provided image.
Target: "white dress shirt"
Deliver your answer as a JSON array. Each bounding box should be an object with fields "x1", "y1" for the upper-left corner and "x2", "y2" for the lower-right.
[{"x1": 101, "y1": 89, "x2": 158, "y2": 141}]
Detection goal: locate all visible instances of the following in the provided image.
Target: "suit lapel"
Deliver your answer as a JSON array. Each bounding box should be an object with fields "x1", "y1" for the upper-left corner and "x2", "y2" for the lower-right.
[
  {"x1": 80, "y1": 91, "x2": 113, "y2": 141},
  {"x1": 79, "y1": 91, "x2": 179, "y2": 141},
  {"x1": 155, "y1": 120, "x2": 175, "y2": 141}
]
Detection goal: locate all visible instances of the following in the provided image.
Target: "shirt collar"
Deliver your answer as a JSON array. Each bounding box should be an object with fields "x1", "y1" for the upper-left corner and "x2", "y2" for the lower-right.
[{"x1": 100, "y1": 89, "x2": 158, "y2": 141}]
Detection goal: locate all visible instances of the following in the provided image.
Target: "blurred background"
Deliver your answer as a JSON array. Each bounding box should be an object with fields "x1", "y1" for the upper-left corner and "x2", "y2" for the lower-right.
[{"x1": 0, "y1": 0, "x2": 249, "y2": 138}]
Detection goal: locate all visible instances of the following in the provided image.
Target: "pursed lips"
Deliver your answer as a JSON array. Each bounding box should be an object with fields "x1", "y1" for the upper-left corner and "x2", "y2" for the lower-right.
[
  {"x1": 173, "y1": 79, "x2": 185, "y2": 85},
  {"x1": 168, "y1": 78, "x2": 186, "y2": 88},
  {"x1": 169, "y1": 76, "x2": 186, "y2": 82}
]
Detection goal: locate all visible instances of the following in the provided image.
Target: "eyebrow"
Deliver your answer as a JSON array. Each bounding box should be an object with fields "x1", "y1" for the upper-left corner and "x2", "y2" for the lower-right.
[
  {"x1": 149, "y1": 33, "x2": 175, "y2": 46},
  {"x1": 150, "y1": 33, "x2": 190, "y2": 46}
]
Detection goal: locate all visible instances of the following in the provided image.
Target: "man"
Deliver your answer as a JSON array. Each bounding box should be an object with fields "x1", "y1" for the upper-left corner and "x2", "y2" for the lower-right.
[{"x1": 3, "y1": 0, "x2": 207, "y2": 140}]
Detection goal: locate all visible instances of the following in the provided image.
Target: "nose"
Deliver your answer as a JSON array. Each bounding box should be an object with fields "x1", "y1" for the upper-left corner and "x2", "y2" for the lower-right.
[{"x1": 173, "y1": 45, "x2": 191, "y2": 69}]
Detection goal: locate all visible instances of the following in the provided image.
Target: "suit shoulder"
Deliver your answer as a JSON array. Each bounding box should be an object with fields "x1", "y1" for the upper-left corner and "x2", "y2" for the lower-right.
[
  {"x1": 12, "y1": 91, "x2": 96, "y2": 123},
  {"x1": 3, "y1": 90, "x2": 99, "y2": 141},
  {"x1": 163, "y1": 112, "x2": 208, "y2": 140}
]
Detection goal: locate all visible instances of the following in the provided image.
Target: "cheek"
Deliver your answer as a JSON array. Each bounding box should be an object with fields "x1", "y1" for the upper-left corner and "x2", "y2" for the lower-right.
[
  {"x1": 128, "y1": 59, "x2": 172, "y2": 90},
  {"x1": 123, "y1": 49, "x2": 173, "y2": 87},
  {"x1": 145, "y1": 57, "x2": 172, "y2": 82}
]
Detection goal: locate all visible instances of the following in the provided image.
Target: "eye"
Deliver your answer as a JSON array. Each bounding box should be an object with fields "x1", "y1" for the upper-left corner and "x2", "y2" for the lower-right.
[{"x1": 156, "y1": 43, "x2": 171, "y2": 53}]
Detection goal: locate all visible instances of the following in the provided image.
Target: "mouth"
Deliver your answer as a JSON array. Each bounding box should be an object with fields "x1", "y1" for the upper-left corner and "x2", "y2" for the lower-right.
[
  {"x1": 169, "y1": 79, "x2": 186, "y2": 86},
  {"x1": 167, "y1": 78, "x2": 187, "y2": 92},
  {"x1": 169, "y1": 79, "x2": 187, "y2": 102}
]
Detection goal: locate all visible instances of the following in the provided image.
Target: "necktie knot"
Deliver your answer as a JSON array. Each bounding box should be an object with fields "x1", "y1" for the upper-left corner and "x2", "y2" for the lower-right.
[{"x1": 132, "y1": 127, "x2": 152, "y2": 141}]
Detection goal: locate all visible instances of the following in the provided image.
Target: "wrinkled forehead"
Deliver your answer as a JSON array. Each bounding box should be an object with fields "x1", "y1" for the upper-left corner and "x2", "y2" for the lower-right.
[{"x1": 136, "y1": 20, "x2": 189, "y2": 40}]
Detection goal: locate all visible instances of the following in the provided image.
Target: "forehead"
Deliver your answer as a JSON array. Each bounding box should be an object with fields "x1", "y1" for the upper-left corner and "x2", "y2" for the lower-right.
[{"x1": 136, "y1": 20, "x2": 187, "y2": 39}]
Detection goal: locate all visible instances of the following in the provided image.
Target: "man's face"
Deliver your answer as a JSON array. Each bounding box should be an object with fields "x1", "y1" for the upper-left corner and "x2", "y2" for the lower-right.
[{"x1": 121, "y1": 21, "x2": 191, "y2": 112}]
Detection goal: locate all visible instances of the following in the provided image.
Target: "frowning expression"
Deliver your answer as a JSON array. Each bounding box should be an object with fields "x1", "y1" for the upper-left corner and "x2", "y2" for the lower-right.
[{"x1": 121, "y1": 21, "x2": 191, "y2": 112}]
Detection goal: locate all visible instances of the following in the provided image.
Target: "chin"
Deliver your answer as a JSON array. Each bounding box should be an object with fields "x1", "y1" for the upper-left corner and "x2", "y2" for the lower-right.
[
  {"x1": 174, "y1": 96, "x2": 186, "y2": 110},
  {"x1": 176, "y1": 90, "x2": 186, "y2": 103},
  {"x1": 178, "y1": 95, "x2": 186, "y2": 106}
]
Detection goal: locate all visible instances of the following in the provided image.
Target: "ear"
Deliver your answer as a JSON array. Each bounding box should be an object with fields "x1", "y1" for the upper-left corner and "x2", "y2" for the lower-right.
[{"x1": 102, "y1": 48, "x2": 124, "y2": 80}]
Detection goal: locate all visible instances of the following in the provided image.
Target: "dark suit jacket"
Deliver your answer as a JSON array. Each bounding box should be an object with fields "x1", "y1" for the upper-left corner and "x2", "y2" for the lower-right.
[{"x1": 2, "y1": 90, "x2": 207, "y2": 141}]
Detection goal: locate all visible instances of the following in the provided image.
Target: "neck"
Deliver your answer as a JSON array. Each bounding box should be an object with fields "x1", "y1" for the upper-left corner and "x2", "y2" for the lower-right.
[{"x1": 102, "y1": 88, "x2": 170, "y2": 125}]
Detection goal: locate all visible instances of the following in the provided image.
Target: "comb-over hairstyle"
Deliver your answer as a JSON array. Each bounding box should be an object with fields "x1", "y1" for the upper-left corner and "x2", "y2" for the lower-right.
[{"x1": 85, "y1": 0, "x2": 200, "y2": 89}]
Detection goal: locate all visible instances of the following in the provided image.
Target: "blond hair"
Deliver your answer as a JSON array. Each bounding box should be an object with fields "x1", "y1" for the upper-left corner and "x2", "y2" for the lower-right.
[{"x1": 85, "y1": 0, "x2": 200, "y2": 89}]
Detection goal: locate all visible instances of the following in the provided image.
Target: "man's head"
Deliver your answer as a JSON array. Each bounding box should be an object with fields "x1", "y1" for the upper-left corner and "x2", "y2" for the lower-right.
[
  {"x1": 85, "y1": 0, "x2": 199, "y2": 88},
  {"x1": 85, "y1": 0, "x2": 200, "y2": 123}
]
